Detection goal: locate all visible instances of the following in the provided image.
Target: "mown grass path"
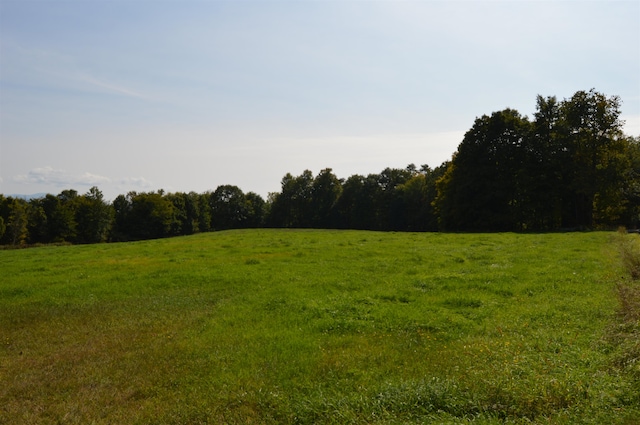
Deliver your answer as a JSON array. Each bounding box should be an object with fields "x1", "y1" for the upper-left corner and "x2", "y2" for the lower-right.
[{"x1": 1, "y1": 230, "x2": 637, "y2": 423}]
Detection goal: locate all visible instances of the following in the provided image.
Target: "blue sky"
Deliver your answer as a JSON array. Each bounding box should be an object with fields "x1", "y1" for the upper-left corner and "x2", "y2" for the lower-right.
[{"x1": 1, "y1": 0, "x2": 639, "y2": 200}]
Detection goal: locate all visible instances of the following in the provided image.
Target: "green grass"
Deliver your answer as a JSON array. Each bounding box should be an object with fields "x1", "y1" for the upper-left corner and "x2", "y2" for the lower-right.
[{"x1": 0, "y1": 230, "x2": 638, "y2": 424}]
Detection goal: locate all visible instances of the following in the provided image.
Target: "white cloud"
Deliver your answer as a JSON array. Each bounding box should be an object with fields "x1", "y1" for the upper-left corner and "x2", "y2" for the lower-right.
[
  {"x1": 78, "y1": 172, "x2": 112, "y2": 186},
  {"x1": 8, "y1": 167, "x2": 156, "y2": 200},
  {"x1": 116, "y1": 177, "x2": 154, "y2": 191},
  {"x1": 13, "y1": 166, "x2": 110, "y2": 187}
]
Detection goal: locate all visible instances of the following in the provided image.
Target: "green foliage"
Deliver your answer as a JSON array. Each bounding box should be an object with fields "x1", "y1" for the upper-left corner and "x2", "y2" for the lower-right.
[
  {"x1": 268, "y1": 170, "x2": 315, "y2": 227},
  {"x1": 559, "y1": 89, "x2": 626, "y2": 227},
  {"x1": 75, "y1": 187, "x2": 113, "y2": 243},
  {"x1": 398, "y1": 164, "x2": 446, "y2": 231},
  {"x1": 436, "y1": 89, "x2": 634, "y2": 231},
  {"x1": 1, "y1": 230, "x2": 637, "y2": 423},
  {"x1": 3, "y1": 89, "x2": 639, "y2": 241},
  {"x1": 113, "y1": 191, "x2": 176, "y2": 240},
  {"x1": 0, "y1": 196, "x2": 29, "y2": 245},
  {"x1": 435, "y1": 109, "x2": 533, "y2": 231},
  {"x1": 332, "y1": 173, "x2": 378, "y2": 230},
  {"x1": 40, "y1": 193, "x2": 77, "y2": 242},
  {"x1": 208, "y1": 184, "x2": 262, "y2": 230},
  {"x1": 309, "y1": 168, "x2": 342, "y2": 228}
]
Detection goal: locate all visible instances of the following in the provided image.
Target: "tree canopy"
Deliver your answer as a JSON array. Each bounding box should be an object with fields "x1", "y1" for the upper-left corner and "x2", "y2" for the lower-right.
[{"x1": 2, "y1": 89, "x2": 639, "y2": 245}]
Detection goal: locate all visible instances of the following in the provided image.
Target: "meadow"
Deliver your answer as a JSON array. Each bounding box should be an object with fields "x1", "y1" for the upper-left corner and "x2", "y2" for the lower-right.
[{"x1": 1, "y1": 230, "x2": 638, "y2": 424}]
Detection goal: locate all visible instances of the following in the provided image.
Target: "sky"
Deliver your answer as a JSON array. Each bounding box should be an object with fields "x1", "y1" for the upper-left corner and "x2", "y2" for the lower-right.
[{"x1": 1, "y1": 0, "x2": 639, "y2": 201}]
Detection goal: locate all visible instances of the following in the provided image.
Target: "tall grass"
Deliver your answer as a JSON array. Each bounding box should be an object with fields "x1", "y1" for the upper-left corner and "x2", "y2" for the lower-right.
[
  {"x1": 617, "y1": 228, "x2": 640, "y2": 280},
  {"x1": 609, "y1": 229, "x2": 640, "y2": 410},
  {"x1": 1, "y1": 230, "x2": 638, "y2": 423}
]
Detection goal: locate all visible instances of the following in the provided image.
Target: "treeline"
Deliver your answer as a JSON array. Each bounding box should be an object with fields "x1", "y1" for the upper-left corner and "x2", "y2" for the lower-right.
[
  {"x1": 0, "y1": 186, "x2": 266, "y2": 245},
  {"x1": 1, "y1": 89, "x2": 639, "y2": 245}
]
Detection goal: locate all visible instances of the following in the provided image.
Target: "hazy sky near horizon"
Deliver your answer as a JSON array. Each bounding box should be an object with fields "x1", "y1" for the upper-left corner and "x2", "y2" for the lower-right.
[{"x1": 1, "y1": 0, "x2": 639, "y2": 200}]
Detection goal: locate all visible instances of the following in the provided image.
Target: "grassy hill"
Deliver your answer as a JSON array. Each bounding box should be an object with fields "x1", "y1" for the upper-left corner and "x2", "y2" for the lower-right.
[{"x1": 1, "y1": 230, "x2": 638, "y2": 424}]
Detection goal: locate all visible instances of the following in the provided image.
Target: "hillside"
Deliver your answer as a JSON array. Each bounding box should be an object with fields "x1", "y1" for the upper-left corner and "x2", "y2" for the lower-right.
[{"x1": 1, "y1": 230, "x2": 638, "y2": 424}]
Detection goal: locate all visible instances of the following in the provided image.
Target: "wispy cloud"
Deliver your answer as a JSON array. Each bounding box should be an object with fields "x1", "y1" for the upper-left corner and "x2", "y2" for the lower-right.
[
  {"x1": 13, "y1": 166, "x2": 110, "y2": 187},
  {"x1": 77, "y1": 74, "x2": 148, "y2": 99},
  {"x1": 1, "y1": 40, "x2": 148, "y2": 100}
]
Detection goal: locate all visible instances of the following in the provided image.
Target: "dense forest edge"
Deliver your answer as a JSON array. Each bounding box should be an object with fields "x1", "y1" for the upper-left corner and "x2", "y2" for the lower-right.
[{"x1": 2, "y1": 89, "x2": 640, "y2": 246}]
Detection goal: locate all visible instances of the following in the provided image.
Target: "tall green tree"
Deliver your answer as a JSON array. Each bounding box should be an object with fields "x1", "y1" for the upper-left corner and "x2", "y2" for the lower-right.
[
  {"x1": 590, "y1": 134, "x2": 640, "y2": 226},
  {"x1": 166, "y1": 191, "x2": 207, "y2": 235},
  {"x1": 9, "y1": 199, "x2": 29, "y2": 245},
  {"x1": 112, "y1": 193, "x2": 133, "y2": 241},
  {"x1": 40, "y1": 191, "x2": 79, "y2": 242},
  {"x1": 267, "y1": 170, "x2": 314, "y2": 228},
  {"x1": 332, "y1": 174, "x2": 378, "y2": 230},
  {"x1": 113, "y1": 191, "x2": 175, "y2": 240},
  {"x1": 244, "y1": 192, "x2": 266, "y2": 228},
  {"x1": 165, "y1": 192, "x2": 186, "y2": 236},
  {"x1": 133, "y1": 192, "x2": 175, "y2": 240},
  {"x1": 523, "y1": 95, "x2": 566, "y2": 230},
  {"x1": 27, "y1": 198, "x2": 48, "y2": 244},
  {"x1": 399, "y1": 164, "x2": 446, "y2": 231},
  {"x1": 0, "y1": 197, "x2": 29, "y2": 245},
  {"x1": 435, "y1": 109, "x2": 532, "y2": 231},
  {"x1": 374, "y1": 167, "x2": 413, "y2": 231},
  {"x1": 309, "y1": 168, "x2": 342, "y2": 228},
  {"x1": 558, "y1": 89, "x2": 626, "y2": 227},
  {"x1": 619, "y1": 136, "x2": 640, "y2": 227},
  {"x1": 209, "y1": 185, "x2": 249, "y2": 230},
  {"x1": 196, "y1": 192, "x2": 212, "y2": 233},
  {"x1": 75, "y1": 187, "x2": 113, "y2": 243}
]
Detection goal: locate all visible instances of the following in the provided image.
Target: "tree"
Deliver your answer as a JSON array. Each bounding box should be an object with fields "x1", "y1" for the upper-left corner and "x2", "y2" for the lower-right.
[
  {"x1": 112, "y1": 193, "x2": 133, "y2": 241},
  {"x1": 618, "y1": 136, "x2": 640, "y2": 227},
  {"x1": 591, "y1": 135, "x2": 640, "y2": 226},
  {"x1": 522, "y1": 95, "x2": 566, "y2": 230},
  {"x1": 558, "y1": 89, "x2": 626, "y2": 227},
  {"x1": 0, "y1": 197, "x2": 29, "y2": 245},
  {"x1": 209, "y1": 185, "x2": 249, "y2": 230},
  {"x1": 309, "y1": 168, "x2": 342, "y2": 228},
  {"x1": 27, "y1": 198, "x2": 49, "y2": 244},
  {"x1": 398, "y1": 164, "x2": 446, "y2": 231},
  {"x1": 374, "y1": 167, "x2": 413, "y2": 230},
  {"x1": 435, "y1": 109, "x2": 532, "y2": 231},
  {"x1": 113, "y1": 191, "x2": 175, "y2": 240},
  {"x1": 75, "y1": 187, "x2": 113, "y2": 243},
  {"x1": 167, "y1": 191, "x2": 208, "y2": 235},
  {"x1": 58, "y1": 190, "x2": 80, "y2": 242},
  {"x1": 333, "y1": 174, "x2": 378, "y2": 230},
  {"x1": 267, "y1": 171, "x2": 314, "y2": 228},
  {"x1": 196, "y1": 192, "x2": 212, "y2": 233},
  {"x1": 244, "y1": 192, "x2": 266, "y2": 228},
  {"x1": 34, "y1": 191, "x2": 79, "y2": 243}
]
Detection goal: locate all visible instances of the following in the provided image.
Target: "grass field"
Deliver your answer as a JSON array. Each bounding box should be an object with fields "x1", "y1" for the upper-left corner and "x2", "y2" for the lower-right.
[{"x1": 1, "y1": 230, "x2": 638, "y2": 424}]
